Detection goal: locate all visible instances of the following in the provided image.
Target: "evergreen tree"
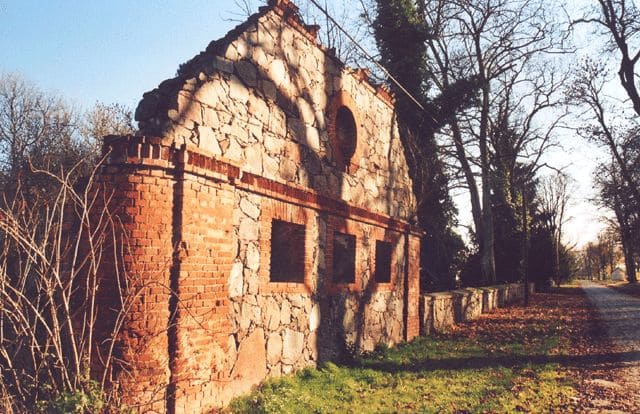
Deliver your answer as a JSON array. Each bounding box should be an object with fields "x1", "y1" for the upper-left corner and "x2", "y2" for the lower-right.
[{"x1": 373, "y1": 0, "x2": 478, "y2": 290}]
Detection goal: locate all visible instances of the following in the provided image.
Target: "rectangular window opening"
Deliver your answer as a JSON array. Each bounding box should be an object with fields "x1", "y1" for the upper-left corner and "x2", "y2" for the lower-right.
[
  {"x1": 374, "y1": 240, "x2": 392, "y2": 283},
  {"x1": 270, "y1": 219, "x2": 305, "y2": 283},
  {"x1": 333, "y1": 232, "x2": 356, "y2": 284}
]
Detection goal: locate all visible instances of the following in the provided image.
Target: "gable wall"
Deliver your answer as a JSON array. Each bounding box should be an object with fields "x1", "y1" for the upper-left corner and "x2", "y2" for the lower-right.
[{"x1": 135, "y1": 3, "x2": 416, "y2": 221}]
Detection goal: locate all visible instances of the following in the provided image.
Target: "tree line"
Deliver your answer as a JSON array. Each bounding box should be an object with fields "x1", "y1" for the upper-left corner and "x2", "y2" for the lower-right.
[
  {"x1": 578, "y1": 225, "x2": 624, "y2": 281},
  {"x1": 360, "y1": 0, "x2": 638, "y2": 289},
  {"x1": 366, "y1": 0, "x2": 580, "y2": 290}
]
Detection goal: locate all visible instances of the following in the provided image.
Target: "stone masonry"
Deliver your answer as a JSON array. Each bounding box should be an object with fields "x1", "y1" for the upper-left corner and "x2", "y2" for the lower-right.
[{"x1": 95, "y1": 1, "x2": 422, "y2": 412}]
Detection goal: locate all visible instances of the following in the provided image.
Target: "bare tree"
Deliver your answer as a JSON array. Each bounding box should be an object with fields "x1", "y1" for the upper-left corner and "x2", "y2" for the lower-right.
[
  {"x1": 0, "y1": 74, "x2": 136, "y2": 196},
  {"x1": 0, "y1": 73, "x2": 78, "y2": 183},
  {"x1": 579, "y1": 232, "x2": 620, "y2": 281},
  {"x1": 297, "y1": 0, "x2": 377, "y2": 68},
  {"x1": 222, "y1": 0, "x2": 261, "y2": 22},
  {"x1": 536, "y1": 172, "x2": 574, "y2": 286},
  {"x1": 599, "y1": 226, "x2": 624, "y2": 277},
  {"x1": 569, "y1": 0, "x2": 640, "y2": 283},
  {"x1": 0, "y1": 73, "x2": 140, "y2": 412},
  {"x1": 574, "y1": 0, "x2": 640, "y2": 117},
  {"x1": 566, "y1": 57, "x2": 640, "y2": 284},
  {"x1": 422, "y1": 0, "x2": 569, "y2": 284},
  {"x1": 567, "y1": 59, "x2": 640, "y2": 202},
  {"x1": 81, "y1": 102, "x2": 135, "y2": 163},
  {"x1": 596, "y1": 158, "x2": 639, "y2": 282}
]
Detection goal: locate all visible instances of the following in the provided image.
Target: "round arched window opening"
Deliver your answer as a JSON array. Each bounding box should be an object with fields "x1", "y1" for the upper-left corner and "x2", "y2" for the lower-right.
[{"x1": 336, "y1": 106, "x2": 357, "y2": 168}]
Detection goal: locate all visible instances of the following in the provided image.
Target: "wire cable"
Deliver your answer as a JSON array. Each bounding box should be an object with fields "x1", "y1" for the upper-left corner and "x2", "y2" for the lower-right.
[{"x1": 306, "y1": 0, "x2": 439, "y2": 124}]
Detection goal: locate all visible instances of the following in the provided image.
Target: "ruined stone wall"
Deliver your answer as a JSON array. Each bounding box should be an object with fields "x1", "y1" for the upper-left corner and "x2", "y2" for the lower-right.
[
  {"x1": 97, "y1": 135, "x2": 420, "y2": 412},
  {"x1": 96, "y1": 1, "x2": 423, "y2": 412},
  {"x1": 234, "y1": 194, "x2": 409, "y2": 373},
  {"x1": 135, "y1": 1, "x2": 415, "y2": 221}
]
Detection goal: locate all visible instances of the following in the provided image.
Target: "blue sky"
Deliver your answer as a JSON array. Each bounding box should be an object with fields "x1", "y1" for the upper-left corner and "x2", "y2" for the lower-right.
[{"x1": 0, "y1": 1, "x2": 241, "y2": 109}]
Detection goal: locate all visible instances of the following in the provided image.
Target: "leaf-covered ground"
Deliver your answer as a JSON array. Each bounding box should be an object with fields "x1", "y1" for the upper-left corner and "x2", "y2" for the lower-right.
[{"x1": 225, "y1": 286, "x2": 639, "y2": 413}]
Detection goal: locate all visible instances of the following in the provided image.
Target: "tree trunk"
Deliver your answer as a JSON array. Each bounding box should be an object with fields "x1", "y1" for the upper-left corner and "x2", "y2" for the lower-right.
[
  {"x1": 480, "y1": 182, "x2": 497, "y2": 285},
  {"x1": 617, "y1": 47, "x2": 640, "y2": 117},
  {"x1": 451, "y1": 115, "x2": 495, "y2": 286},
  {"x1": 623, "y1": 243, "x2": 637, "y2": 283},
  {"x1": 522, "y1": 180, "x2": 529, "y2": 303},
  {"x1": 614, "y1": 197, "x2": 637, "y2": 283},
  {"x1": 451, "y1": 121, "x2": 482, "y2": 229},
  {"x1": 478, "y1": 83, "x2": 496, "y2": 285}
]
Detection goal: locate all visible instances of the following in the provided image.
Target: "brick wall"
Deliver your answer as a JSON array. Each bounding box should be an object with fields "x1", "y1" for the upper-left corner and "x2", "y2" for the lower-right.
[
  {"x1": 168, "y1": 171, "x2": 235, "y2": 413},
  {"x1": 94, "y1": 0, "x2": 425, "y2": 412},
  {"x1": 95, "y1": 135, "x2": 423, "y2": 411},
  {"x1": 95, "y1": 157, "x2": 175, "y2": 412}
]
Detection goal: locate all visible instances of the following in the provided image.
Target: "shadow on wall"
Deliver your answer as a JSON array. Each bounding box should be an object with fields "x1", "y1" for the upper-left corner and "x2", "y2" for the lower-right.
[{"x1": 132, "y1": 1, "x2": 413, "y2": 409}]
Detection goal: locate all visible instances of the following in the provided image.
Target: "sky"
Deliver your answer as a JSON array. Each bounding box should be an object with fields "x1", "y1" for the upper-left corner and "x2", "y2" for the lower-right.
[
  {"x1": 0, "y1": 0, "x2": 612, "y2": 248},
  {"x1": 0, "y1": 1, "x2": 239, "y2": 110}
]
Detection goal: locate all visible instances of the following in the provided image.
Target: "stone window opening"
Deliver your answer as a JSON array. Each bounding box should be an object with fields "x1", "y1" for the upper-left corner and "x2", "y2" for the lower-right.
[
  {"x1": 328, "y1": 91, "x2": 361, "y2": 174},
  {"x1": 332, "y1": 231, "x2": 356, "y2": 284},
  {"x1": 269, "y1": 219, "x2": 305, "y2": 283},
  {"x1": 374, "y1": 240, "x2": 392, "y2": 283},
  {"x1": 335, "y1": 106, "x2": 357, "y2": 171}
]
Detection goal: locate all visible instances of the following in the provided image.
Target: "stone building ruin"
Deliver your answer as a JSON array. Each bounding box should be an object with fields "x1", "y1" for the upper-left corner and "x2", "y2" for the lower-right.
[{"x1": 95, "y1": 0, "x2": 423, "y2": 411}]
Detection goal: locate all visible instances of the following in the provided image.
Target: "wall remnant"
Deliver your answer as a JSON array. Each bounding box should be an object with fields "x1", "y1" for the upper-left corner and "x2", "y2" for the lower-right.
[
  {"x1": 419, "y1": 283, "x2": 534, "y2": 335},
  {"x1": 95, "y1": 0, "x2": 423, "y2": 412}
]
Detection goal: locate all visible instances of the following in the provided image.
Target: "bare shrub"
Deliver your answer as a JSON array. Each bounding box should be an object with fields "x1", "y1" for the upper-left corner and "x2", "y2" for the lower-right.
[{"x1": 0, "y1": 159, "x2": 132, "y2": 413}]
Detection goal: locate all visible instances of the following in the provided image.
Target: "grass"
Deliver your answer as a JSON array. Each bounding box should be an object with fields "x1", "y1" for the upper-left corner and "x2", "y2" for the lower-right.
[{"x1": 226, "y1": 296, "x2": 577, "y2": 414}]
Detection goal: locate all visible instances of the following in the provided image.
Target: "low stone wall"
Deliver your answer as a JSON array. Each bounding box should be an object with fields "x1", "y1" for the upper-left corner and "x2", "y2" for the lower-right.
[{"x1": 420, "y1": 283, "x2": 532, "y2": 335}]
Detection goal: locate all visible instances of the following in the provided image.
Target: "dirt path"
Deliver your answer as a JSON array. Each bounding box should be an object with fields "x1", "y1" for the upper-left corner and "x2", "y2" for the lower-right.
[{"x1": 579, "y1": 280, "x2": 640, "y2": 411}]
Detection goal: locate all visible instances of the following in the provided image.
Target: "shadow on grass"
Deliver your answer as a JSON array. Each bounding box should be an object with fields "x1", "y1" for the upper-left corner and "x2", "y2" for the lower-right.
[
  {"x1": 356, "y1": 350, "x2": 640, "y2": 374},
  {"x1": 343, "y1": 286, "x2": 632, "y2": 377},
  {"x1": 608, "y1": 282, "x2": 640, "y2": 298},
  {"x1": 551, "y1": 286, "x2": 585, "y2": 296}
]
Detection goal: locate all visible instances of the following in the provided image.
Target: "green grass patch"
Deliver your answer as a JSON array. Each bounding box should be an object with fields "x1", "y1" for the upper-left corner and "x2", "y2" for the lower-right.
[{"x1": 226, "y1": 330, "x2": 575, "y2": 413}]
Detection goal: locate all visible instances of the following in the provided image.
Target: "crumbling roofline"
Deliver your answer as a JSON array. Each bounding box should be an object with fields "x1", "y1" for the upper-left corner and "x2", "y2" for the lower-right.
[{"x1": 175, "y1": 0, "x2": 394, "y2": 108}]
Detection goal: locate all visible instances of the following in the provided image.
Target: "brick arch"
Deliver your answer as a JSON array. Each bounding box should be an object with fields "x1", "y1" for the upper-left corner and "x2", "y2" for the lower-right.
[{"x1": 326, "y1": 91, "x2": 365, "y2": 174}]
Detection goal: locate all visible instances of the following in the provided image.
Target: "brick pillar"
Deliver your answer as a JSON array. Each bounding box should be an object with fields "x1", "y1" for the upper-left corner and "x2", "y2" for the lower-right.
[
  {"x1": 95, "y1": 136, "x2": 241, "y2": 412},
  {"x1": 94, "y1": 164, "x2": 174, "y2": 412},
  {"x1": 93, "y1": 136, "x2": 180, "y2": 412},
  {"x1": 169, "y1": 155, "x2": 236, "y2": 413},
  {"x1": 404, "y1": 233, "x2": 421, "y2": 341}
]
